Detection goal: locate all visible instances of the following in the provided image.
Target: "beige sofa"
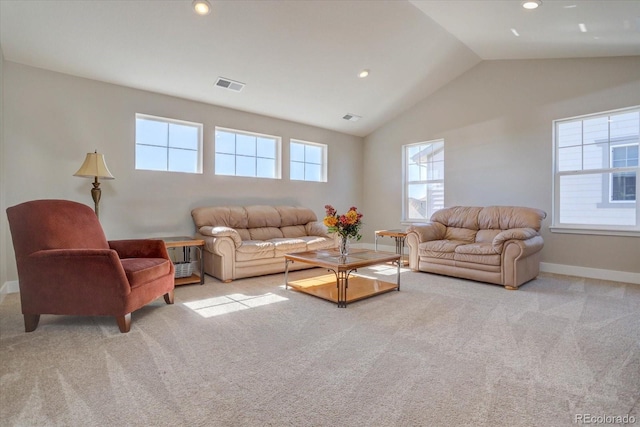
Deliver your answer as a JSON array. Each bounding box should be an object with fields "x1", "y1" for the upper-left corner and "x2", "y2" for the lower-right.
[
  {"x1": 192, "y1": 205, "x2": 337, "y2": 282},
  {"x1": 406, "y1": 206, "x2": 546, "y2": 289}
]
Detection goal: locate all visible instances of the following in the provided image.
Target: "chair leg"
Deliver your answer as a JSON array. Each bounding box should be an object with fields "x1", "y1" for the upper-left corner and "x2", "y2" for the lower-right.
[
  {"x1": 24, "y1": 314, "x2": 40, "y2": 332},
  {"x1": 116, "y1": 313, "x2": 131, "y2": 333},
  {"x1": 164, "y1": 290, "x2": 174, "y2": 304}
]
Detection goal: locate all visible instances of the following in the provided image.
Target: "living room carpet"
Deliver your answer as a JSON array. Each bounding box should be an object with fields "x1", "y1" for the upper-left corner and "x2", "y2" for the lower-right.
[{"x1": 1, "y1": 267, "x2": 638, "y2": 427}]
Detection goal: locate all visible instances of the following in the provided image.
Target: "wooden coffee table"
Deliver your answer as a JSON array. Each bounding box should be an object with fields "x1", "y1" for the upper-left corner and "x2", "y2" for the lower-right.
[{"x1": 284, "y1": 249, "x2": 401, "y2": 307}]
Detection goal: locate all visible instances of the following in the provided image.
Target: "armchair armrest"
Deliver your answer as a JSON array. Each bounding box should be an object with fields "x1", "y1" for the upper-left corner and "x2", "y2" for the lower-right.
[
  {"x1": 20, "y1": 249, "x2": 131, "y2": 306},
  {"x1": 492, "y1": 228, "x2": 539, "y2": 253},
  {"x1": 109, "y1": 239, "x2": 170, "y2": 259},
  {"x1": 199, "y1": 226, "x2": 242, "y2": 247}
]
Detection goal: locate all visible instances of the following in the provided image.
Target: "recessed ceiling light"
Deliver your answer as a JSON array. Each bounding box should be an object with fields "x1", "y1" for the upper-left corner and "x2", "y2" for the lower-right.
[
  {"x1": 358, "y1": 69, "x2": 370, "y2": 78},
  {"x1": 193, "y1": 0, "x2": 211, "y2": 16},
  {"x1": 578, "y1": 23, "x2": 587, "y2": 33},
  {"x1": 511, "y1": 28, "x2": 520, "y2": 37},
  {"x1": 343, "y1": 114, "x2": 362, "y2": 122},
  {"x1": 522, "y1": 0, "x2": 541, "y2": 10}
]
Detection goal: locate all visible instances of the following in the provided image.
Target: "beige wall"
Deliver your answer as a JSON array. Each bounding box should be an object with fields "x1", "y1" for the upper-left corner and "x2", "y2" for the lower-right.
[
  {"x1": 364, "y1": 57, "x2": 640, "y2": 274},
  {"x1": 2, "y1": 62, "x2": 363, "y2": 281}
]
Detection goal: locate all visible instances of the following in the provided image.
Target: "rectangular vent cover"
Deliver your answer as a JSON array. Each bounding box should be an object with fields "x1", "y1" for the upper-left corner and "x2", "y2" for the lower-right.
[
  {"x1": 215, "y1": 77, "x2": 245, "y2": 92},
  {"x1": 343, "y1": 113, "x2": 362, "y2": 122}
]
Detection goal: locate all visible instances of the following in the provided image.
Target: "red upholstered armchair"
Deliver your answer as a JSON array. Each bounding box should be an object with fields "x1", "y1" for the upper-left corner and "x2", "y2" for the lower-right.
[{"x1": 6, "y1": 199, "x2": 175, "y2": 333}]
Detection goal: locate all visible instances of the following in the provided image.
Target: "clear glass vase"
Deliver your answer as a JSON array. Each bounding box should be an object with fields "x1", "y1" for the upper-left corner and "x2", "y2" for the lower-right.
[{"x1": 339, "y1": 235, "x2": 350, "y2": 257}]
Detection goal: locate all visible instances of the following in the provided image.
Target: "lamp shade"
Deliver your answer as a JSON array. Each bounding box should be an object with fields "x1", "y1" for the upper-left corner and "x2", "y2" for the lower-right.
[{"x1": 74, "y1": 152, "x2": 115, "y2": 179}]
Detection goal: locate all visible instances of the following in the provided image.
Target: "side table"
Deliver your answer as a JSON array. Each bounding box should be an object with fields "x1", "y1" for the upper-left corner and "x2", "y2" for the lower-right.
[
  {"x1": 156, "y1": 236, "x2": 205, "y2": 286},
  {"x1": 374, "y1": 229, "x2": 408, "y2": 266}
]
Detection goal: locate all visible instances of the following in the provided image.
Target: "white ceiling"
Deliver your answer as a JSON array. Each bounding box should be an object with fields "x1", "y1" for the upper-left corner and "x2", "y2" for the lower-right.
[{"x1": 1, "y1": 0, "x2": 639, "y2": 137}]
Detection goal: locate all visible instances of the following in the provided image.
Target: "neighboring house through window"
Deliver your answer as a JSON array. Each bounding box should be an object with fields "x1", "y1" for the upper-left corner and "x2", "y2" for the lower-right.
[
  {"x1": 135, "y1": 114, "x2": 203, "y2": 173},
  {"x1": 215, "y1": 127, "x2": 281, "y2": 179},
  {"x1": 552, "y1": 106, "x2": 639, "y2": 235},
  {"x1": 402, "y1": 139, "x2": 444, "y2": 222},
  {"x1": 290, "y1": 139, "x2": 327, "y2": 182}
]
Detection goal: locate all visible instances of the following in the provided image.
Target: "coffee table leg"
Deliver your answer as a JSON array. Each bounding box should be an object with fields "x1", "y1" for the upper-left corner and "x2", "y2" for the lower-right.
[
  {"x1": 284, "y1": 259, "x2": 291, "y2": 289},
  {"x1": 397, "y1": 258, "x2": 401, "y2": 291}
]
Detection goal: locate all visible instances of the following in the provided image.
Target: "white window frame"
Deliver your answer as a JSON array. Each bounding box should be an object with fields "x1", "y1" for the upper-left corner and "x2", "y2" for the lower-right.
[
  {"x1": 135, "y1": 113, "x2": 203, "y2": 174},
  {"x1": 214, "y1": 127, "x2": 282, "y2": 179},
  {"x1": 551, "y1": 106, "x2": 640, "y2": 237},
  {"x1": 289, "y1": 139, "x2": 328, "y2": 182},
  {"x1": 402, "y1": 139, "x2": 445, "y2": 223}
]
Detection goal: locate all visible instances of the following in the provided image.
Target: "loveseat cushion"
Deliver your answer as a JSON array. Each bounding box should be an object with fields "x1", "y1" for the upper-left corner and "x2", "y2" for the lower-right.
[{"x1": 478, "y1": 206, "x2": 546, "y2": 231}]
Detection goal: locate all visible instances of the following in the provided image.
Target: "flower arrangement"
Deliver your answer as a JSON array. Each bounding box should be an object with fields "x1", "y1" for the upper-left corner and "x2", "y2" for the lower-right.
[{"x1": 323, "y1": 204, "x2": 363, "y2": 241}]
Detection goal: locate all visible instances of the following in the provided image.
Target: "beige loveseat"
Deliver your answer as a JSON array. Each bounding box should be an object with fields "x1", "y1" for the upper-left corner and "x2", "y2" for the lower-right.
[
  {"x1": 406, "y1": 206, "x2": 546, "y2": 290},
  {"x1": 192, "y1": 205, "x2": 337, "y2": 282}
]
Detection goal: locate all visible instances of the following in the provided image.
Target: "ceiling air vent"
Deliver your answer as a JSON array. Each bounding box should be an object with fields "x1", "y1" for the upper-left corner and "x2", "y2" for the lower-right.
[
  {"x1": 215, "y1": 77, "x2": 245, "y2": 92},
  {"x1": 342, "y1": 113, "x2": 362, "y2": 122}
]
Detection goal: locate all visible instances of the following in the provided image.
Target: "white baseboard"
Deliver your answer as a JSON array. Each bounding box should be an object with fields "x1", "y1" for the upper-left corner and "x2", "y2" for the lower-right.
[
  {"x1": 540, "y1": 262, "x2": 640, "y2": 284},
  {"x1": 0, "y1": 280, "x2": 19, "y2": 297}
]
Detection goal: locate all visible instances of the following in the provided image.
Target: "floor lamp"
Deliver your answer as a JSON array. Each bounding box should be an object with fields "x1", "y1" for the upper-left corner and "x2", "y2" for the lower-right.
[{"x1": 74, "y1": 151, "x2": 115, "y2": 219}]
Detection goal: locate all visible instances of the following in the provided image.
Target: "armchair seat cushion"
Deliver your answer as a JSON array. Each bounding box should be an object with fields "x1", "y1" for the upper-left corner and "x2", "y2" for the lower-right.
[{"x1": 120, "y1": 258, "x2": 172, "y2": 288}]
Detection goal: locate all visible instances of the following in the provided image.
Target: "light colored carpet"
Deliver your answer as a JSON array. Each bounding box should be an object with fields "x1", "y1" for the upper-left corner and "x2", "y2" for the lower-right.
[{"x1": 1, "y1": 267, "x2": 638, "y2": 427}]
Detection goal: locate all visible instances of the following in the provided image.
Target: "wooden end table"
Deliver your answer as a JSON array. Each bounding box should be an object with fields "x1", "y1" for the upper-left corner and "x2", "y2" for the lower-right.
[
  {"x1": 156, "y1": 236, "x2": 205, "y2": 286},
  {"x1": 374, "y1": 229, "x2": 408, "y2": 266},
  {"x1": 284, "y1": 249, "x2": 401, "y2": 308}
]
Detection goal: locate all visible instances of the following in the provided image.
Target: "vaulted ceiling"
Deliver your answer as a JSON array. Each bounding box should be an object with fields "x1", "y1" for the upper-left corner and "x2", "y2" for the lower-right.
[{"x1": 1, "y1": 0, "x2": 639, "y2": 137}]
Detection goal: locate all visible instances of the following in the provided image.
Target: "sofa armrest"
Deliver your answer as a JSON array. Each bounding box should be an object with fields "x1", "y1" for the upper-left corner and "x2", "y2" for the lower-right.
[
  {"x1": 405, "y1": 222, "x2": 446, "y2": 270},
  {"x1": 406, "y1": 222, "x2": 446, "y2": 243},
  {"x1": 305, "y1": 221, "x2": 330, "y2": 237},
  {"x1": 199, "y1": 226, "x2": 242, "y2": 247},
  {"x1": 492, "y1": 228, "x2": 539, "y2": 253}
]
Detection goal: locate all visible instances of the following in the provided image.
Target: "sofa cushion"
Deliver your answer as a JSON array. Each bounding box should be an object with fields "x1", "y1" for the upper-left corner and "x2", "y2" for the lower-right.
[
  {"x1": 246, "y1": 205, "x2": 282, "y2": 228},
  {"x1": 236, "y1": 240, "x2": 275, "y2": 261},
  {"x1": 444, "y1": 227, "x2": 477, "y2": 243},
  {"x1": 270, "y1": 238, "x2": 307, "y2": 256},
  {"x1": 192, "y1": 206, "x2": 248, "y2": 229},
  {"x1": 276, "y1": 206, "x2": 317, "y2": 226},
  {"x1": 301, "y1": 236, "x2": 335, "y2": 251},
  {"x1": 234, "y1": 228, "x2": 252, "y2": 241},
  {"x1": 431, "y1": 206, "x2": 482, "y2": 229},
  {"x1": 478, "y1": 206, "x2": 546, "y2": 231},
  {"x1": 281, "y1": 225, "x2": 308, "y2": 238},
  {"x1": 249, "y1": 227, "x2": 284, "y2": 241}
]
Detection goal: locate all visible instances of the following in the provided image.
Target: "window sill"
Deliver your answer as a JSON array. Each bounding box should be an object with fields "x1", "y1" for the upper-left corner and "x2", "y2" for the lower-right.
[{"x1": 549, "y1": 226, "x2": 640, "y2": 237}]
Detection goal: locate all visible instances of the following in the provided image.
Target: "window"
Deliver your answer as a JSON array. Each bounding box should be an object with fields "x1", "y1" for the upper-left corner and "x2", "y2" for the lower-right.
[
  {"x1": 553, "y1": 106, "x2": 639, "y2": 235},
  {"x1": 403, "y1": 139, "x2": 444, "y2": 222},
  {"x1": 135, "y1": 114, "x2": 202, "y2": 173},
  {"x1": 290, "y1": 139, "x2": 327, "y2": 182},
  {"x1": 215, "y1": 127, "x2": 281, "y2": 179}
]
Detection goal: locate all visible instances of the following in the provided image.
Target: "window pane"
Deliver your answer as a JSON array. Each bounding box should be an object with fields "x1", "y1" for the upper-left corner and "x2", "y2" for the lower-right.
[
  {"x1": 136, "y1": 145, "x2": 167, "y2": 171},
  {"x1": 236, "y1": 134, "x2": 256, "y2": 156},
  {"x1": 236, "y1": 156, "x2": 256, "y2": 177},
  {"x1": 290, "y1": 142, "x2": 304, "y2": 162},
  {"x1": 612, "y1": 172, "x2": 636, "y2": 201},
  {"x1": 559, "y1": 173, "x2": 636, "y2": 225},
  {"x1": 305, "y1": 163, "x2": 321, "y2": 181},
  {"x1": 169, "y1": 124, "x2": 198, "y2": 150},
  {"x1": 169, "y1": 148, "x2": 198, "y2": 173},
  {"x1": 136, "y1": 119, "x2": 168, "y2": 147},
  {"x1": 305, "y1": 145, "x2": 322, "y2": 164},
  {"x1": 557, "y1": 121, "x2": 582, "y2": 148},
  {"x1": 215, "y1": 153, "x2": 235, "y2": 175},
  {"x1": 257, "y1": 158, "x2": 275, "y2": 178},
  {"x1": 257, "y1": 138, "x2": 276, "y2": 158},
  {"x1": 610, "y1": 112, "x2": 639, "y2": 140},
  {"x1": 430, "y1": 160, "x2": 444, "y2": 180},
  {"x1": 583, "y1": 117, "x2": 609, "y2": 145},
  {"x1": 216, "y1": 131, "x2": 236, "y2": 154},
  {"x1": 291, "y1": 161, "x2": 304, "y2": 180},
  {"x1": 583, "y1": 143, "x2": 607, "y2": 170},
  {"x1": 558, "y1": 146, "x2": 582, "y2": 171}
]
